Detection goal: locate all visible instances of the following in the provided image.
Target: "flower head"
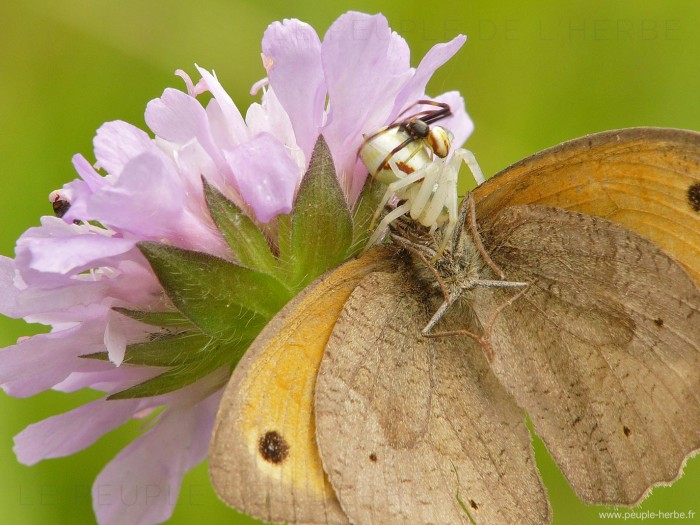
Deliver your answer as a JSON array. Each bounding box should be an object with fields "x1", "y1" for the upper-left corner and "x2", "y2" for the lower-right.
[{"x1": 0, "y1": 11, "x2": 472, "y2": 525}]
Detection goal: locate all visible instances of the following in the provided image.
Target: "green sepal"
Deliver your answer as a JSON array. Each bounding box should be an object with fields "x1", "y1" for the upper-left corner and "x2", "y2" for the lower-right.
[
  {"x1": 106, "y1": 338, "x2": 245, "y2": 400},
  {"x1": 138, "y1": 242, "x2": 292, "y2": 340},
  {"x1": 275, "y1": 212, "x2": 293, "y2": 273},
  {"x1": 112, "y1": 308, "x2": 195, "y2": 328},
  {"x1": 203, "y1": 179, "x2": 281, "y2": 280},
  {"x1": 348, "y1": 175, "x2": 384, "y2": 257},
  {"x1": 289, "y1": 136, "x2": 353, "y2": 289},
  {"x1": 82, "y1": 330, "x2": 213, "y2": 367}
]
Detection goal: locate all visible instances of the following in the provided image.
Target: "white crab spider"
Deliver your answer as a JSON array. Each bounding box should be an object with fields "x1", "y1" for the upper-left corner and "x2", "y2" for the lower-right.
[{"x1": 360, "y1": 124, "x2": 485, "y2": 259}]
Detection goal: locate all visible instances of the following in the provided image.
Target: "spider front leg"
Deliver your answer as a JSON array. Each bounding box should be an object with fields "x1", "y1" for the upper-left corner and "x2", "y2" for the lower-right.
[
  {"x1": 453, "y1": 148, "x2": 485, "y2": 185},
  {"x1": 368, "y1": 163, "x2": 430, "y2": 229},
  {"x1": 366, "y1": 201, "x2": 413, "y2": 249},
  {"x1": 366, "y1": 165, "x2": 430, "y2": 247}
]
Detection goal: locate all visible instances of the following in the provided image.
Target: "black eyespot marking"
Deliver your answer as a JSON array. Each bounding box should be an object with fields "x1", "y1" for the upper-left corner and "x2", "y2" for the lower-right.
[
  {"x1": 623, "y1": 426, "x2": 631, "y2": 437},
  {"x1": 654, "y1": 318, "x2": 664, "y2": 327},
  {"x1": 469, "y1": 499, "x2": 479, "y2": 510},
  {"x1": 52, "y1": 196, "x2": 71, "y2": 218},
  {"x1": 259, "y1": 430, "x2": 289, "y2": 464},
  {"x1": 369, "y1": 453, "x2": 377, "y2": 462},
  {"x1": 688, "y1": 183, "x2": 700, "y2": 213}
]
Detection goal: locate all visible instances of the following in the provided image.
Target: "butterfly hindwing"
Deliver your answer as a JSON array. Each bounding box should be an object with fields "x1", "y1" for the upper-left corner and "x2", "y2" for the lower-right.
[
  {"x1": 315, "y1": 268, "x2": 551, "y2": 525},
  {"x1": 475, "y1": 204, "x2": 700, "y2": 505}
]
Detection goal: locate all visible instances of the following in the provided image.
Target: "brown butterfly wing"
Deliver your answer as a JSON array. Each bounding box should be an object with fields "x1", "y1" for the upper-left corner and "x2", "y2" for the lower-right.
[
  {"x1": 474, "y1": 127, "x2": 700, "y2": 286},
  {"x1": 315, "y1": 269, "x2": 551, "y2": 525},
  {"x1": 475, "y1": 205, "x2": 700, "y2": 505},
  {"x1": 209, "y1": 249, "x2": 396, "y2": 525}
]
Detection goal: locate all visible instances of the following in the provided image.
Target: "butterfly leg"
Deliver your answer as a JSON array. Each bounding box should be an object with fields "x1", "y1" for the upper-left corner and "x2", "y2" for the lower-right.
[
  {"x1": 423, "y1": 286, "x2": 529, "y2": 360},
  {"x1": 462, "y1": 192, "x2": 507, "y2": 280},
  {"x1": 390, "y1": 233, "x2": 449, "y2": 301}
]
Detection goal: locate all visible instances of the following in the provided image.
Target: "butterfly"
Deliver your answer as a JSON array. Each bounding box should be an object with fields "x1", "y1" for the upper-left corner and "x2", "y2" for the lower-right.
[{"x1": 209, "y1": 127, "x2": 700, "y2": 525}]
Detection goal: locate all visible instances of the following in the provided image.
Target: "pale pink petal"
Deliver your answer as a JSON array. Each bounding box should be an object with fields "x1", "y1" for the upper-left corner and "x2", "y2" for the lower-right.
[
  {"x1": 434, "y1": 91, "x2": 474, "y2": 150},
  {"x1": 105, "y1": 309, "x2": 128, "y2": 365},
  {"x1": 205, "y1": 99, "x2": 239, "y2": 153},
  {"x1": 2, "y1": 277, "x2": 111, "y2": 320},
  {"x1": 246, "y1": 87, "x2": 306, "y2": 171},
  {"x1": 0, "y1": 256, "x2": 21, "y2": 316},
  {"x1": 388, "y1": 35, "x2": 467, "y2": 121},
  {"x1": 92, "y1": 393, "x2": 218, "y2": 525},
  {"x1": 0, "y1": 321, "x2": 106, "y2": 397},
  {"x1": 224, "y1": 133, "x2": 299, "y2": 223},
  {"x1": 262, "y1": 19, "x2": 324, "y2": 159},
  {"x1": 15, "y1": 217, "x2": 136, "y2": 278},
  {"x1": 321, "y1": 12, "x2": 412, "y2": 199},
  {"x1": 94, "y1": 121, "x2": 155, "y2": 176},
  {"x1": 64, "y1": 154, "x2": 109, "y2": 221},
  {"x1": 14, "y1": 398, "x2": 142, "y2": 465},
  {"x1": 145, "y1": 88, "x2": 226, "y2": 169},
  {"x1": 54, "y1": 365, "x2": 162, "y2": 394},
  {"x1": 72, "y1": 153, "x2": 108, "y2": 190},
  {"x1": 87, "y1": 153, "x2": 184, "y2": 239},
  {"x1": 195, "y1": 66, "x2": 249, "y2": 145}
]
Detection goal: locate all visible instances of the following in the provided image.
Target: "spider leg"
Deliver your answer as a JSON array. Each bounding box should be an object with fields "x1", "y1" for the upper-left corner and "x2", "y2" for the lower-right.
[
  {"x1": 369, "y1": 164, "x2": 429, "y2": 229},
  {"x1": 408, "y1": 161, "x2": 442, "y2": 223},
  {"x1": 360, "y1": 122, "x2": 401, "y2": 153},
  {"x1": 366, "y1": 201, "x2": 413, "y2": 249},
  {"x1": 452, "y1": 148, "x2": 485, "y2": 185},
  {"x1": 421, "y1": 288, "x2": 464, "y2": 335},
  {"x1": 392, "y1": 100, "x2": 452, "y2": 125},
  {"x1": 464, "y1": 192, "x2": 506, "y2": 280},
  {"x1": 421, "y1": 284, "x2": 529, "y2": 361}
]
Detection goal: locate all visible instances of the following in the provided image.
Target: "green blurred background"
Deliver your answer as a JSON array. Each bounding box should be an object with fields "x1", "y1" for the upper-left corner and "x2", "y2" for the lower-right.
[{"x1": 1, "y1": 1, "x2": 699, "y2": 524}]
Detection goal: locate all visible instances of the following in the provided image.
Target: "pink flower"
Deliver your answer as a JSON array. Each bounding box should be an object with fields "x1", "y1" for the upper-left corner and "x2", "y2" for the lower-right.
[{"x1": 0, "y1": 11, "x2": 472, "y2": 525}]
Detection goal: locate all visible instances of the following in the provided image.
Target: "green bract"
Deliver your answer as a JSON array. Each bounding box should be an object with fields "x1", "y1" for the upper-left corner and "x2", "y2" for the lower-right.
[{"x1": 83, "y1": 136, "x2": 380, "y2": 399}]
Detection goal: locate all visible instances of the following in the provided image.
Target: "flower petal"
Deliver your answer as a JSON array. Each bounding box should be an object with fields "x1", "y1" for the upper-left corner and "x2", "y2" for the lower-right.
[
  {"x1": 262, "y1": 19, "x2": 324, "y2": 160},
  {"x1": 224, "y1": 133, "x2": 299, "y2": 223},
  {"x1": 145, "y1": 88, "x2": 226, "y2": 169},
  {"x1": 389, "y1": 35, "x2": 467, "y2": 121},
  {"x1": 13, "y1": 398, "x2": 142, "y2": 465},
  {"x1": 87, "y1": 153, "x2": 184, "y2": 239},
  {"x1": 246, "y1": 87, "x2": 306, "y2": 171},
  {"x1": 195, "y1": 66, "x2": 249, "y2": 146},
  {"x1": 0, "y1": 321, "x2": 106, "y2": 397},
  {"x1": 105, "y1": 309, "x2": 128, "y2": 365},
  {"x1": 15, "y1": 217, "x2": 136, "y2": 278},
  {"x1": 92, "y1": 393, "x2": 219, "y2": 525},
  {"x1": 321, "y1": 12, "x2": 412, "y2": 199},
  {"x1": 434, "y1": 90, "x2": 474, "y2": 151},
  {"x1": 94, "y1": 121, "x2": 155, "y2": 177}
]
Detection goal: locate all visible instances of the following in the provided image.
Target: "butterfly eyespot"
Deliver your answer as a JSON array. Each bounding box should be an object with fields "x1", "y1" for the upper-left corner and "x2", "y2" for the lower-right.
[
  {"x1": 688, "y1": 182, "x2": 700, "y2": 212},
  {"x1": 654, "y1": 317, "x2": 664, "y2": 327},
  {"x1": 623, "y1": 426, "x2": 632, "y2": 437},
  {"x1": 258, "y1": 430, "x2": 289, "y2": 464},
  {"x1": 369, "y1": 453, "x2": 378, "y2": 462},
  {"x1": 469, "y1": 499, "x2": 479, "y2": 510}
]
